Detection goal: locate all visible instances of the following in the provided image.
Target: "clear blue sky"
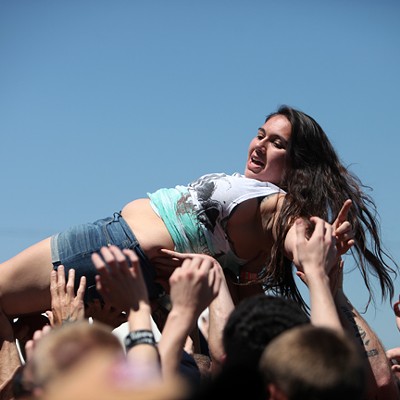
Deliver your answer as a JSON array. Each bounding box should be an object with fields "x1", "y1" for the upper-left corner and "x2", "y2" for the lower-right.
[{"x1": 1, "y1": 0, "x2": 399, "y2": 349}]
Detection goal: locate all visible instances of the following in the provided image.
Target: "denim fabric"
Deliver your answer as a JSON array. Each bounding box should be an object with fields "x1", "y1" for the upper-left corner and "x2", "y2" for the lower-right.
[{"x1": 51, "y1": 212, "x2": 161, "y2": 303}]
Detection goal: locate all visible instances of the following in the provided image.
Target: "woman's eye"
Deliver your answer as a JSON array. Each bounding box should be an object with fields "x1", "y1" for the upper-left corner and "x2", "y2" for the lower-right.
[{"x1": 273, "y1": 139, "x2": 285, "y2": 149}]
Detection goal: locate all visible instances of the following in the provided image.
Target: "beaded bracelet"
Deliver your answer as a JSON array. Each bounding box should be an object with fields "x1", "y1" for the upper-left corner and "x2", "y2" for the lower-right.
[{"x1": 124, "y1": 329, "x2": 156, "y2": 351}]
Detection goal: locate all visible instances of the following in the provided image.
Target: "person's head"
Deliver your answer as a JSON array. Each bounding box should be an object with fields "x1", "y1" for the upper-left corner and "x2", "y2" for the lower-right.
[
  {"x1": 39, "y1": 350, "x2": 188, "y2": 400},
  {"x1": 259, "y1": 325, "x2": 366, "y2": 400},
  {"x1": 246, "y1": 105, "x2": 344, "y2": 191},
  {"x1": 245, "y1": 112, "x2": 291, "y2": 185},
  {"x1": 245, "y1": 105, "x2": 341, "y2": 188},
  {"x1": 253, "y1": 105, "x2": 396, "y2": 310},
  {"x1": 26, "y1": 320, "x2": 124, "y2": 394},
  {"x1": 222, "y1": 294, "x2": 309, "y2": 370}
]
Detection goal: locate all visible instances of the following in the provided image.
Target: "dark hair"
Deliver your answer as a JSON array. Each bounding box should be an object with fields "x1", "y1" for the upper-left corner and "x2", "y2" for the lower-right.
[
  {"x1": 260, "y1": 105, "x2": 397, "y2": 310},
  {"x1": 222, "y1": 294, "x2": 309, "y2": 369}
]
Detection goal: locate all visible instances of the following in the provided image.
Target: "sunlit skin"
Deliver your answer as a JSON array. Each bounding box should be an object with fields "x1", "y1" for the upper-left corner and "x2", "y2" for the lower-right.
[
  {"x1": 0, "y1": 112, "x2": 354, "y2": 319},
  {"x1": 244, "y1": 115, "x2": 291, "y2": 185}
]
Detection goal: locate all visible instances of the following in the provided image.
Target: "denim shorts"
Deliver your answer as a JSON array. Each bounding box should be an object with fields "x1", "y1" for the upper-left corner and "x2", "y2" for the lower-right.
[{"x1": 50, "y1": 212, "x2": 162, "y2": 304}]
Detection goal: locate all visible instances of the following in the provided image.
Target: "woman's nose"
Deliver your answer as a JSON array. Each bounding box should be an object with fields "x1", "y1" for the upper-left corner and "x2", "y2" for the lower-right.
[{"x1": 256, "y1": 137, "x2": 268, "y2": 151}]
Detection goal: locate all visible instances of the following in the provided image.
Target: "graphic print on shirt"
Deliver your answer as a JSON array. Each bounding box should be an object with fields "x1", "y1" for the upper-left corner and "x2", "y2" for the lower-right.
[{"x1": 189, "y1": 173, "x2": 230, "y2": 234}]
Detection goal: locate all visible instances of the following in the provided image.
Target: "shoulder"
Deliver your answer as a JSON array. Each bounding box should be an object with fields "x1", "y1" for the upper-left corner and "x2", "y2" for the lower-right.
[
  {"x1": 260, "y1": 193, "x2": 285, "y2": 213},
  {"x1": 259, "y1": 193, "x2": 285, "y2": 233}
]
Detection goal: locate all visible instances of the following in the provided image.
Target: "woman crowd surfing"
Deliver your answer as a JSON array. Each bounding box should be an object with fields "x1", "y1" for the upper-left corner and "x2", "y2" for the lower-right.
[{"x1": 0, "y1": 105, "x2": 397, "y2": 319}]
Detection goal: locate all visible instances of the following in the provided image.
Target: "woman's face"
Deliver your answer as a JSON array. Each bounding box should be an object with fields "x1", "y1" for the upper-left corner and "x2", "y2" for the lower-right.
[{"x1": 244, "y1": 115, "x2": 291, "y2": 185}]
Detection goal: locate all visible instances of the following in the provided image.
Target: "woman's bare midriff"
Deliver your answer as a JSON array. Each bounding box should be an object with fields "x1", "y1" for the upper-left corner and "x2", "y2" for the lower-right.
[{"x1": 121, "y1": 198, "x2": 175, "y2": 260}]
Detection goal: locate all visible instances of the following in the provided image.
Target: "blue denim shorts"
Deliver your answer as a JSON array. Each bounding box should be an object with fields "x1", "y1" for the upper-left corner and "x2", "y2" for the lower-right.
[{"x1": 50, "y1": 212, "x2": 162, "y2": 304}]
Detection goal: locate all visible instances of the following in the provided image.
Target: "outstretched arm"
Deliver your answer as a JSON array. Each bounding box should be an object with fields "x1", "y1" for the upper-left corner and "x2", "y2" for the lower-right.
[
  {"x1": 207, "y1": 267, "x2": 235, "y2": 375},
  {"x1": 157, "y1": 250, "x2": 221, "y2": 379},
  {"x1": 293, "y1": 217, "x2": 343, "y2": 332},
  {"x1": 159, "y1": 248, "x2": 234, "y2": 376},
  {"x1": 335, "y1": 289, "x2": 399, "y2": 399},
  {"x1": 93, "y1": 246, "x2": 160, "y2": 367}
]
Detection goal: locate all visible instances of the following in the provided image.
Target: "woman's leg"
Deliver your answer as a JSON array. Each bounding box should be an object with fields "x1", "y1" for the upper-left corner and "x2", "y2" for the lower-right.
[{"x1": 0, "y1": 237, "x2": 53, "y2": 317}]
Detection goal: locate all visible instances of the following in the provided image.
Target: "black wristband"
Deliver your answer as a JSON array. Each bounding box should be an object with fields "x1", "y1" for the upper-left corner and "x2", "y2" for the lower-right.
[{"x1": 124, "y1": 330, "x2": 156, "y2": 351}]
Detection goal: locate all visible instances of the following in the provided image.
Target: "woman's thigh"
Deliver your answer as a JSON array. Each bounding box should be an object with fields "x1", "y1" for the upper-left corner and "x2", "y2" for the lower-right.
[{"x1": 0, "y1": 237, "x2": 53, "y2": 316}]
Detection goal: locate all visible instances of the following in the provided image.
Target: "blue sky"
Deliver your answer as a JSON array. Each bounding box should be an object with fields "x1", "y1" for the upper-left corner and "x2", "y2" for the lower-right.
[{"x1": 1, "y1": 0, "x2": 399, "y2": 349}]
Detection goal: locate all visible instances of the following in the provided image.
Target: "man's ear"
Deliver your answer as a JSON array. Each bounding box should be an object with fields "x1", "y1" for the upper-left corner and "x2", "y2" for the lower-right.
[
  {"x1": 267, "y1": 382, "x2": 288, "y2": 400},
  {"x1": 221, "y1": 352, "x2": 227, "y2": 364}
]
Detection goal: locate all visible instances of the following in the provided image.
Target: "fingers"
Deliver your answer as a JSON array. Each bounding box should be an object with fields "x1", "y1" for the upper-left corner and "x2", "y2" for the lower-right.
[
  {"x1": 387, "y1": 347, "x2": 400, "y2": 360},
  {"x1": 66, "y1": 268, "x2": 76, "y2": 298},
  {"x1": 95, "y1": 274, "x2": 110, "y2": 303},
  {"x1": 170, "y1": 254, "x2": 219, "y2": 283},
  {"x1": 92, "y1": 245, "x2": 139, "y2": 277},
  {"x1": 51, "y1": 265, "x2": 74, "y2": 299},
  {"x1": 295, "y1": 270, "x2": 308, "y2": 285},
  {"x1": 181, "y1": 255, "x2": 202, "y2": 270},
  {"x1": 92, "y1": 251, "x2": 106, "y2": 274},
  {"x1": 309, "y1": 216, "x2": 333, "y2": 241},
  {"x1": 160, "y1": 248, "x2": 209, "y2": 261},
  {"x1": 100, "y1": 245, "x2": 131, "y2": 274},
  {"x1": 196, "y1": 256, "x2": 220, "y2": 293},
  {"x1": 334, "y1": 221, "x2": 354, "y2": 245},
  {"x1": 56, "y1": 264, "x2": 66, "y2": 289},
  {"x1": 50, "y1": 265, "x2": 67, "y2": 298},
  {"x1": 295, "y1": 218, "x2": 307, "y2": 244},
  {"x1": 297, "y1": 216, "x2": 334, "y2": 249},
  {"x1": 76, "y1": 275, "x2": 86, "y2": 301},
  {"x1": 392, "y1": 364, "x2": 400, "y2": 374},
  {"x1": 333, "y1": 201, "x2": 354, "y2": 245},
  {"x1": 160, "y1": 249, "x2": 223, "y2": 273},
  {"x1": 159, "y1": 249, "x2": 186, "y2": 258},
  {"x1": 50, "y1": 269, "x2": 58, "y2": 296},
  {"x1": 333, "y1": 199, "x2": 352, "y2": 229},
  {"x1": 25, "y1": 325, "x2": 52, "y2": 362}
]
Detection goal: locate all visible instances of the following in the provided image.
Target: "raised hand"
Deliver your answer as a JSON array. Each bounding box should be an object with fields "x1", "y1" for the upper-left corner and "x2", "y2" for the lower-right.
[
  {"x1": 294, "y1": 217, "x2": 337, "y2": 278},
  {"x1": 46, "y1": 265, "x2": 86, "y2": 326},
  {"x1": 293, "y1": 216, "x2": 342, "y2": 331},
  {"x1": 92, "y1": 245, "x2": 150, "y2": 313},
  {"x1": 332, "y1": 199, "x2": 355, "y2": 256},
  {"x1": 167, "y1": 251, "x2": 222, "y2": 321},
  {"x1": 157, "y1": 251, "x2": 222, "y2": 378},
  {"x1": 386, "y1": 347, "x2": 400, "y2": 379}
]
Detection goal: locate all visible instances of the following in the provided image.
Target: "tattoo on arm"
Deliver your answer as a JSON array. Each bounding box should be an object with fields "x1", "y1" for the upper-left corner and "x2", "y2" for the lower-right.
[{"x1": 340, "y1": 305, "x2": 379, "y2": 358}]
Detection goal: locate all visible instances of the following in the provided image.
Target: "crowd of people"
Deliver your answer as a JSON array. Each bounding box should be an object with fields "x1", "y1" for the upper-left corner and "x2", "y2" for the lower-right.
[{"x1": 0, "y1": 105, "x2": 399, "y2": 399}]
